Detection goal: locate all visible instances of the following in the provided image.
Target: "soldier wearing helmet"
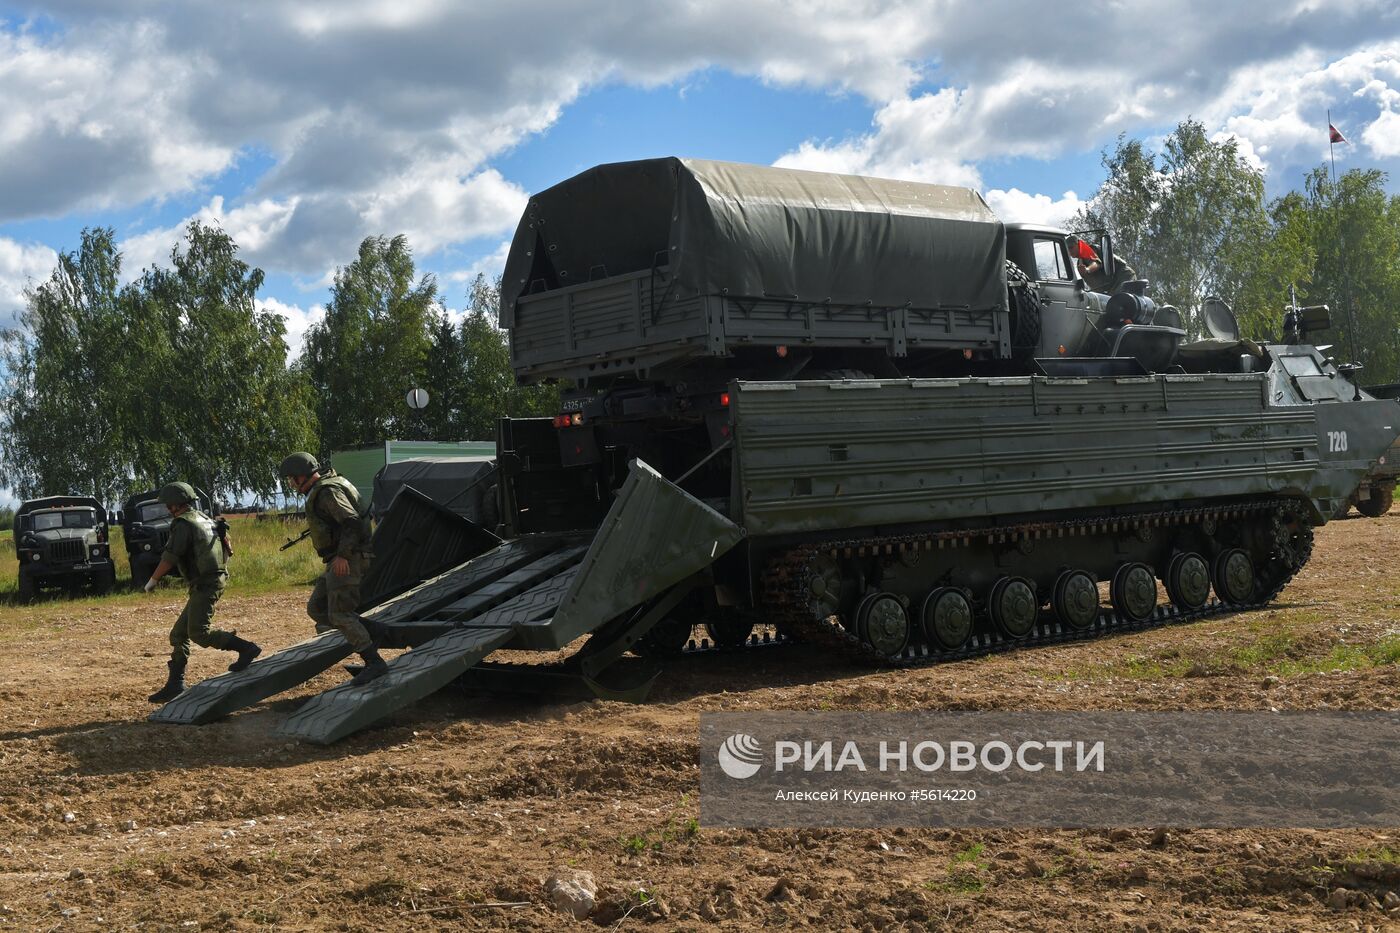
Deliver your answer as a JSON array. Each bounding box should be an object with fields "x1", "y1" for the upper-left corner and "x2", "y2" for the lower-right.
[
  {"x1": 144, "y1": 481, "x2": 261, "y2": 704},
  {"x1": 279, "y1": 452, "x2": 388, "y2": 686}
]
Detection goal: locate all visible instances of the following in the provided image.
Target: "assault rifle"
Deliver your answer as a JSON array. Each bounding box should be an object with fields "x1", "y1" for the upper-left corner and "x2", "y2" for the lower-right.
[{"x1": 280, "y1": 528, "x2": 312, "y2": 551}]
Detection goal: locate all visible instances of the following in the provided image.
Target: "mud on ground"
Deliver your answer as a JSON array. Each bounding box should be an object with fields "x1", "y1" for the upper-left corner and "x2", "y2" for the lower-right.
[{"x1": 1, "y1": 517, "x2": 1399, "y2": 931}]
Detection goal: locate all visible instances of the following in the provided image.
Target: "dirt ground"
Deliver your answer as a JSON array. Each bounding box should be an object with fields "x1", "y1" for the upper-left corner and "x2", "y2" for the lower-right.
[{"x1": 2, "y1": 516, "x2": 1400, "y2": 931}]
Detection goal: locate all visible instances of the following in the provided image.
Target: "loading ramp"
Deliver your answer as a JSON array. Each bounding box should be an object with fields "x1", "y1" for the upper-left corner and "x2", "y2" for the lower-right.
[{"x1": 151, "y1": 461, "x2": 744, "y2": 743}]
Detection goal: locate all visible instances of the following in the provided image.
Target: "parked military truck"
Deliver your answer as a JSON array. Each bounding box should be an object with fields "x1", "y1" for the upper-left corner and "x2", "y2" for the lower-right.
[
  {"x1": 120, "y1": 487, "x2": 216, "y2": 588},
  {"x1": 14, "y1": 496, "x2": 117, "y2": 600},
  {"x1": 152, "y1": 158, "x2": 1400, "y2": 744}
]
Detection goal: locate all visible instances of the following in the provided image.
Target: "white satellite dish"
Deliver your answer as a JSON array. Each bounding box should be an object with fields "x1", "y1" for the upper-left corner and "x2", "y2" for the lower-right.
[{"x1": 406, "y1": 388, "x2": 430, "y2": 410}]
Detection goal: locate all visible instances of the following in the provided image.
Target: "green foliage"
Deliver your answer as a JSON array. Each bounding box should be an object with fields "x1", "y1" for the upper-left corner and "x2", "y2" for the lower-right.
[
  {"x1": 1277, "y1": 169, "x2": 1400, "y2": 379},
  {"x1": 1074, "y1": 120, "x2": 1270, "y2": 335},
  {"x1": 0, "y1": 507, "x2": 13, "y2": 532},
  {"x1": 412, "y1": 271, "x2": 562, "y2": 442},
  {"x1": 0, "y1": 228, "x2": 132, "y2": 500},
  {"x1": 1078, "y1": 121, "x2": 1400, "y2": 381},
  {"x1": 126, "y1": 222, "x2": 317, "y2": 499},
  {"x1": 301, "y1": 235, "x2": 438, "y2": 452},
  {"x1": 926, "y1": 842, "x2": 990, "y2": 895},
  {"x1": 0, "y1": 224, "x2": 315, "y2": 503}
]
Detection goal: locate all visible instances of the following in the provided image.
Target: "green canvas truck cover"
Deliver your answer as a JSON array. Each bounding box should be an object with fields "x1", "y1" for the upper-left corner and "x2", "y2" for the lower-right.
[{"x1": 501, "y1": 157, "x2": 1006, "y2": 326}]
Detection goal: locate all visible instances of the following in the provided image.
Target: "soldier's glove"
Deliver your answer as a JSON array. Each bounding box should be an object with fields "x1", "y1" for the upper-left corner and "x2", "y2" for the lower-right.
[{"x1": 143, "y1": 578, "x2": 157, "y2": 593}]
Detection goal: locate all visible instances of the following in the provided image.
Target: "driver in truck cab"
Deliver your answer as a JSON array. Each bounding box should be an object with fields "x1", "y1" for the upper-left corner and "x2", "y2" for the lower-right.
[{"x1": 1068, "y1": 235, "x2": 1137, "y2": 295}]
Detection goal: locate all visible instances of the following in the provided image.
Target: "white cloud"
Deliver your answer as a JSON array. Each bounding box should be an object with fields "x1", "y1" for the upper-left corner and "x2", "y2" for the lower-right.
[
  {"x1": 256, "y1": 297, "x2": 323, "y2": 359},
  {"x1": 445, "y1": 239, "x2": 512, "y2": 290},
  {"x1": 775, "y1": 16, "x2": 1400, "y2": 197},
  {"x1": 1363, "y1": 106, "x2": 1400, "y2": 158},
  {"x1": 0, "y1": 237, "x2": 57, "y2": 323},
  {"x1": 984, "y1": 189, "x2": 1085, "y2": 228},
  {"x1": 2, "y1": 0, "x2": 1400, "y2": 289},
  {"x1": 1206, "y1": 44, "x2": 1400, "y2": 172}
]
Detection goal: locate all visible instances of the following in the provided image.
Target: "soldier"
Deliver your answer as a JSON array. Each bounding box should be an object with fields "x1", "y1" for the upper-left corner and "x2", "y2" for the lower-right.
[
  {"x1": 1070, "y1": 236, "x2": 1138, "y2": 295},
  {"x1": 145, "y1": 482, "x2": 260, "y2": 703},
  {"x1": 278, "y1": 452, "x2": 388, "y2": 685}
]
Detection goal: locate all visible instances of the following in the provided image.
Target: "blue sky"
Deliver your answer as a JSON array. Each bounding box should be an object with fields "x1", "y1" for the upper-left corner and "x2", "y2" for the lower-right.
[{"x1": 1, "y1": 1, "x2": 1399, "y2": 356}]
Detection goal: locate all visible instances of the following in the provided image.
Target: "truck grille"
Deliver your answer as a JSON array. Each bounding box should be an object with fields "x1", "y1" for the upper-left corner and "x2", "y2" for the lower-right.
[{"x1": 47, "y1": 540, "x2": 85, "y2": 563}]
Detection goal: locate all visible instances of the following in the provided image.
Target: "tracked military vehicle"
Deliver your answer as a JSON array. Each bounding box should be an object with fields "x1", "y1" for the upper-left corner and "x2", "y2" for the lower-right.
[
  {"x1": 121, "y1": 487, "x2": 216, "y2": 588},
  {"x1": 153, "y1": 158, "x2": 1400, "y2": 743},
  {"x1": 14, "y1": 496, "x2": 116, "y2": 600}
]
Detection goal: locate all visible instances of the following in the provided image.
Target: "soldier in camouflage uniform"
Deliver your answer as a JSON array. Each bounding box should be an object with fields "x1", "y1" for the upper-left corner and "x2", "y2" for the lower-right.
[
  {"x1": 145, "y1": 482, "x2": 261, "y2": 703},
  {"x1": 279, "y1": 452, "x2": 389, "y2": 685}
]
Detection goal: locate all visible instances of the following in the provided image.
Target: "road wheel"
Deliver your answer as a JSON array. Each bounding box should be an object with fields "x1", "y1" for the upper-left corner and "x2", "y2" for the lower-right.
[
  {"x1": 705, "y1": 617, "x2": 755, "y2": 650},
  {"x1": 1051, "y1": 570, "x2": 1099, "y2": 631},
  {"x1": 989, "y1": 576, "x2": 1037, "y2": 639},
  {"x1": 856, "y1": 591, "x2": 911, "y2": 658},
  {"x1": 1165, "y1": 552, "x2": 1211, "y2": 611},
  {"x1": 1357, "y1": 486, "x2": 1394, "y2": 518},
  {"x1": 17, "y1": 574, "x2": 36, "y2": 603},
  {"x1": 1110, "y1": 562, "x2": 1158, "y2": 622},
  {"x1": 921, "y1": 587, "x2": 973, "y2": 651},
  {"x1": 1213, "y1": 548, "x2": 1255, "y2": 605}
]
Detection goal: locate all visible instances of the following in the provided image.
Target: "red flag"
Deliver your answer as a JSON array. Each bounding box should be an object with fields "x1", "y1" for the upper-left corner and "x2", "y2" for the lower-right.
[
  {"x1": 1071, "y1": 238, "x2": 1099, "y2": 262},
  {"x1": 1329, "y1": 123, "x2": 1347, "y2": 144}
]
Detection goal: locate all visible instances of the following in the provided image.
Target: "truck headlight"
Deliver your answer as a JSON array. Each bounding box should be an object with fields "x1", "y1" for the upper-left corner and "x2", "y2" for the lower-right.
[
  {"x1": 30, "y1": 553, "x2": 40, "y2": 561},
  {"x1": 143, "y1": 543, "x2": 152, "y2": 551},
  {"x1": 91, "y1": 546, "x2": 101, "y2": 558}
]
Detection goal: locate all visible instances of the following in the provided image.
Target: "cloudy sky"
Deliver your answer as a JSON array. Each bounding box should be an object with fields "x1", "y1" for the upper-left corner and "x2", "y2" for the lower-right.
[{"x1": 1, "y1": 0, "x2": 1399, "y2": 351}]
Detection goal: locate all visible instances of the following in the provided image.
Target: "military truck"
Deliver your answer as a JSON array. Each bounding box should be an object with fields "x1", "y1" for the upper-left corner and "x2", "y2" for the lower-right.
[
  {"x1": 151, "y1": 158, "x2": 1400, "y2": 744},
  {"x1": 120, "y1": 487, "x2": 216, "y2": 588},
  {"x1": 14, "y1": 496, "x2": 117, "y2": 600}
]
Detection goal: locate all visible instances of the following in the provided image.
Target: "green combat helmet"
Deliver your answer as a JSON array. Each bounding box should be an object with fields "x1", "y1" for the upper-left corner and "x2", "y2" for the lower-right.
[
  {"x1": 279, "y1": 452, "x2": 319, "y2": 478},
  {"x1": 157, "y1": 482, "x2": 197, "y2": 506}
]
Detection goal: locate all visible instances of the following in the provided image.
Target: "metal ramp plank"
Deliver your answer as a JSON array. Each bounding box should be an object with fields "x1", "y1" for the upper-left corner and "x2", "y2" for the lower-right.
[
  {"x1": 366, "y1": 538, "x2": 559, "y2": 625},
  {"x1": 422, "y1": 545, "x2": 587, "y2": 622},
  {"x1": 149, "y1": 632, "x2": 355, "y2": 725},
  {"x1": 277, "y1": 627, "x2": 516, "y2": 745},
  {"x1": 277, "y1": 572, "x2": 580, "y2": 744},
  {"x1": 461, "y1": 567, "x2": 579, "y2": 627}
]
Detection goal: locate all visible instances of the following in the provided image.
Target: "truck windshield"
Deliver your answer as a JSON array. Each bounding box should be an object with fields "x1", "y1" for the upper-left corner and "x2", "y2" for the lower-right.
[
  {"x1": 138, "y1": 502, "x2": 167, "y2": 522},
  {"x1": 31, "y1": 510, "x2": 98, "y2": 530}
]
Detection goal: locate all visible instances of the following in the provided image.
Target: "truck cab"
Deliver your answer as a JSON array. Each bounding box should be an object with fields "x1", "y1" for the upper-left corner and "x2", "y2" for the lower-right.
[
  {"x1": 1004, "y1": 223, "x2": 1185, "y2": 372},
  {"x1": 120, "y1": 488, "x2": 215, "y2": 588},
  {"x1": 14, "y1": 496, "x2": 116, "y2": 600}
]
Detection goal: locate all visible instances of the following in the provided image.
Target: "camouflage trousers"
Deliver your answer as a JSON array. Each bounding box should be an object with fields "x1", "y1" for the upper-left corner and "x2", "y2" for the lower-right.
[
  {"x1": 307, "y1": 552, "x2": 372, "y2": 652},
  {"x1": 169, "y1": 579, "x2": 231, "y2": 662}
]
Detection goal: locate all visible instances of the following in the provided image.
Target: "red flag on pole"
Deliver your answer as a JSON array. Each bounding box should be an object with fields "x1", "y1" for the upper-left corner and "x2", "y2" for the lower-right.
[{"x1": 1329, "y1": 123, "x2": 1347, "y2": 144}]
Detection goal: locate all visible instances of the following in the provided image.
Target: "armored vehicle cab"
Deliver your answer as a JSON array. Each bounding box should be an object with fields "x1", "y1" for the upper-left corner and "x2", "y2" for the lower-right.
[
  {"x1": 121, "y1": 488, "x2": 215, "y2": 588},
  {"x1": 14, "y1": 496, "x2": 116, "y2": 600}
]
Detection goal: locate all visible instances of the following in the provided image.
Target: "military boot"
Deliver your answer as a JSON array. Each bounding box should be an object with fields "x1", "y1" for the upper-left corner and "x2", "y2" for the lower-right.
[
  {"x1": 148, "y1": 658, "x2": 187, "y2": 703},
  {"x1": 225, "y1": 636, "x2": 262, "y2": 672},
  {"x1": 350, "y1": 648, "x2": 389, "y2": 686}
]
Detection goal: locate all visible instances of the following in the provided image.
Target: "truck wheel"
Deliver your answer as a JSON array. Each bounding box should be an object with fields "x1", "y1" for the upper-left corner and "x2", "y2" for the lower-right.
[
  {"x1": 17, "y1": 574, "x2": 36, "y2": 603},
  {"x1": 1357, "y1": 486, "x2": 1394, "y2": 518},
  {"x1": 131, "y1": 563, "x2": 151, "y2": 591},
  {"x1": 634, "y1": 617, "x2": 693, "y2": 657},
  {"x1": 95, "y1": 566, "x2": 116, "y2": 595}
]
